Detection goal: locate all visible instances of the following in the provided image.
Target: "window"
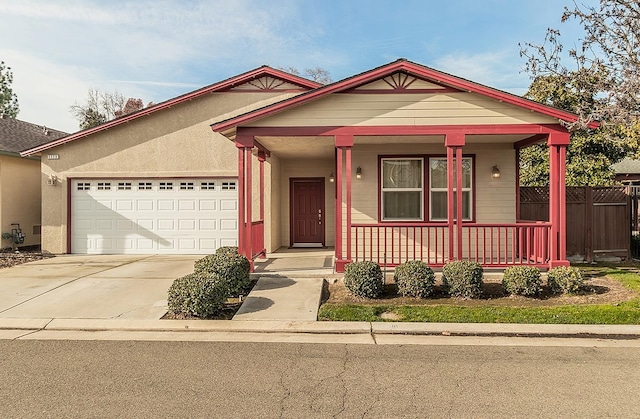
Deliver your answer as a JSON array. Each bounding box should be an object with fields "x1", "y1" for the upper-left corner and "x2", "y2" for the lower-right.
[
  {"x1": 77, "y1": 182, "x2": 91, "y2": 191},
  {"x1": 429, "y1": 157, "x2": 473, "y2": 221},
  {"x1": 97, "y1": 182, "x2": 111, "y2": 191},
  {"x1": 221, "y1": 181, "x2": 237, "y2": 191},
  {"x1": 159, "y1": 182, "x2": 173, "y2": 190},
  {"x1": 201, "y1": 182, "x2": 216, "y2": 190},
  {"x1": 138, "y1": 182, "x2": 152, "y2": 190},
  {"x1": 381, "y1": 158, "x2": 423, "y2": 220},
  {"x1": 117, "y1": 182, "x2": 132, "y2": 190},
  {"x1": 180, "y1": 182, "x2": 194, "y2": 190}
]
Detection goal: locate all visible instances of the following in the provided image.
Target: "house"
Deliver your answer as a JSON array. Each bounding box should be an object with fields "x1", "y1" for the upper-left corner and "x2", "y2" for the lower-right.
[
  {"x1": 0, "y1": 116, "x2": 66, "y2": 249},
  {"x1": 22, "y1": 59, "x2": 596, "y2": 271},
  {"x1": 613, "y1": 158, "x2": 640, "y2": 184}
]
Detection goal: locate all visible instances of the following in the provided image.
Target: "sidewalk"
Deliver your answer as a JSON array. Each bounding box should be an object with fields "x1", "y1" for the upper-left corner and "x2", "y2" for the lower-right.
[{"x1": 3, "y1": 317, "x2": 640, "y2": 347}]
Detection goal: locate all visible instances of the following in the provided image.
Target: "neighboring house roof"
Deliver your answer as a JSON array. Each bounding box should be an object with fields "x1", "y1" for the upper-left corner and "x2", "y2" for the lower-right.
[
  {"x1": 0, "y1": 116, "x2": 67, "y2": 156},
  {"x1": 613, "y1": 158, "x2": 640, "y2": 175},
  {"x1": 211, "y1": 58, "x2": 600, "y2": 135},
  {"x1": 20, "y1": 66, "x2": 321, "y2": 156}
]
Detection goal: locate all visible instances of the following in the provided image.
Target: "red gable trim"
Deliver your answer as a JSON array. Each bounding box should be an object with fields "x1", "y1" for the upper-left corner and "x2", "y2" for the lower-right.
[
  {"x1": 21, "y1": 66, "x2": 321, "y2": 157},
  {"x1": 211, "y1": 59, "x2": 600, "y2": 133}
]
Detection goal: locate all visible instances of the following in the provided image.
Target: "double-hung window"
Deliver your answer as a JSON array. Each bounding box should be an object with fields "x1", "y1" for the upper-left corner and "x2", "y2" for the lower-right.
[
  {"x1": 381, "y1": 158, "x2": 423, "y2": 221},
  {"x1": 429, "y1": 157, "x2": 473, "y2": 221}
]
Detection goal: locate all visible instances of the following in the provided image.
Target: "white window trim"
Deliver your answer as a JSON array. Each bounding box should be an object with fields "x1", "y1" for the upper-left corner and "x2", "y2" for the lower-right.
[
  {"x1": 428, "y1": 157, "x2": 473, "y2": 222},
  {"x1": 380, "y1": 157, "x2": 424, "y2": 221}
]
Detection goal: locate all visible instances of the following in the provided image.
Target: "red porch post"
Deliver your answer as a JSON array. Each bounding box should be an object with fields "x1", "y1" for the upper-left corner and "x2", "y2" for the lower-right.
[
  {"x1": 335, "y1": 135, "x2": 354, "y2": 272},
  {"x1": 235, "y1": 134, "x2": 254, "y2": 270},
  {"x1": 445, "y1": 133, "x2": 465, "y2": 261},
  {"x1": 258, "y1": 150, "x2": 265, "y2": 221},
  {"x1": 548, "y1": 132, "x2": 570, "y2": 268}
]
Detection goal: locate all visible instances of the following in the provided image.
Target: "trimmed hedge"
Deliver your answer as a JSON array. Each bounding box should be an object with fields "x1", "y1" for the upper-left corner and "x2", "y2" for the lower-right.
[
  {"x1": 194, "y1": 252, "x2": 250, "y2": 296},
  {"x1": 216, "y1": 246, "x2": 239, "y2": 256},
  {"x1": 344, "y1": 261, "x2": 384, "y2": 299},
  {"x1": 502, "y1": 265, "x2": 542, "y2": 296},
  {"x1": 394, "y1": 260, "x2": 436, "y2": 298},
  {"x1": 442, "y1": 260, "x2": 484, "y2": 298},
  {"x1": 548, "y1": 266, "x2": 584, "y2": 294},
  {"x1": 167, "y1": 273, "x2": 230, "y2": 318}
]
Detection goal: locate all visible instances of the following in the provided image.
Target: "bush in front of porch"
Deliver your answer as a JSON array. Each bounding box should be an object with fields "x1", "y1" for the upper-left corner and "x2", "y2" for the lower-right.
[{"x1": 344, "y1": 261, "x2": 384, "y2": 298}]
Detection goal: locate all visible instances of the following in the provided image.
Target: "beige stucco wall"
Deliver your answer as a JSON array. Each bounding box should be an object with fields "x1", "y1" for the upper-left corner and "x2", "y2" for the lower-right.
[
  {"x1": 1, "y1": 155, "x2": 42, "y2": 248},
  {"x1": 41, "y1": 91, "x2": 298, "y2": 254},
  {"x1": 246, "y1": 92, "x2": 561, "y2": 127}
]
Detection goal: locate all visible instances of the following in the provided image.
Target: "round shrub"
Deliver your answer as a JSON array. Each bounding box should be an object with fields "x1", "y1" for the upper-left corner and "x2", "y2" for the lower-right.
[
  {"x1": 441, "y1": 260, "x2": 484, "y2": 298},
  {"x1": 502, "y1": 265, "x2": 542, "y2": 296},
  {"x1": 167, "y1": 273, "x2": 230, "y2": 318},
  {"x1": 194, "y1": 252, "x2": 250, "y2": 296},
  {"x1": 344, "y1": 261, "x2": 384, "y2": 299},
  {"x1": 548, "y1": 266, "x2": 584, "y2": 294},
  {"x1": 216, "y1": 246, "x2": 239, "y2": 256},
  {"x1": 394, "y1": 260, "x2": 436, "y2": 298}
]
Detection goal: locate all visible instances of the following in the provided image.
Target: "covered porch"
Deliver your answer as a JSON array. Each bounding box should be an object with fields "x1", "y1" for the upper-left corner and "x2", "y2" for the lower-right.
[
  {"x1": 210, "y1": 60, "x2": 589, "y2": 273},
  {"x1": 233, "y1": 126, "x2": 570, "y2": 273}
]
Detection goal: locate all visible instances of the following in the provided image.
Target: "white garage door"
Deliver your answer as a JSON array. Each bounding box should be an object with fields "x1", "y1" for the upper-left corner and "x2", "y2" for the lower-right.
[{"x1": 71, "y1": 179, "x2": 238, "y2": 254}]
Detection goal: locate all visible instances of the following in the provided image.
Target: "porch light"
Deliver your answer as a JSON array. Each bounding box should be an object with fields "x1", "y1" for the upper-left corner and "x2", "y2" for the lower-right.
[
  {"x1": 329, "y1": 173, "x2": 335, "y2": 183},
  {"x1": 356, "y1": 167, "x2": 362, "y2": 179},
  {"x1": 491, "y1": 165, "x2": 501, "y2": 179}
]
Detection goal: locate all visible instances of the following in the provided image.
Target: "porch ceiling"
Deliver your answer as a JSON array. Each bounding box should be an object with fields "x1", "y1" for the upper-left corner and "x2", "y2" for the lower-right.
[{"x1": 256, "y1": 133, "x2": 534, "y2": 158}]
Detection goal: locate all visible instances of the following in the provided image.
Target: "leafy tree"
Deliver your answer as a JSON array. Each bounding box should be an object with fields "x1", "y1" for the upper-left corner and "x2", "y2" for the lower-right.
[
  {"x1": 279, "y1": 66, "x2": 332, "y2": 84},
  {"x1": 70, "y1": 88, "x2": 145, "y2": 130},
  {"x1": 519, "y1": 1, "x2": 639, "y2": 185},
  {"x1": 0, "y1": 61, "x2": 19, "y2": 117},
  {"x1": 520, "y1": 75, "x2": 626, "y2": 186}
]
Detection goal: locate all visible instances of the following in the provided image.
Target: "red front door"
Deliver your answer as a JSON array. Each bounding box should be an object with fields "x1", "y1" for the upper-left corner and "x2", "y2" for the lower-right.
[{"x1": 291, "y1": 178, "x2": 325, "y2": 246}]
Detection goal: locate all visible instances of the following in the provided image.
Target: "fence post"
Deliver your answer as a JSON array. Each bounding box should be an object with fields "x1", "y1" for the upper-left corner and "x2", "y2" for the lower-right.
[{"x1": 585, "y1": 186, "x2": 593, "y2": 263}]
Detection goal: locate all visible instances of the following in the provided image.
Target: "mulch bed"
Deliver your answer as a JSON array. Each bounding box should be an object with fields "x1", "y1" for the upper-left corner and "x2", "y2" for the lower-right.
[{"x1": 323, "y1": 272, "x2": 638, "y2": 307}]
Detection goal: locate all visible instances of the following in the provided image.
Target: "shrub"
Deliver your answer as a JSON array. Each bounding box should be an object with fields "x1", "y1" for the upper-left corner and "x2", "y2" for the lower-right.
[
  {"x1": 547, "y1": 266, "x2": 584, "y2": 294},
  {"x1": 216, "y1": 246, "x2": 239, "y2": 256},
  {"x1": 441, "y1": 260, "x2": 484, "y2": 298},
  {"x1": 394, "y1": 260, "x2": 436, "y2": 298},
  {"x1": 344, "y1": 261, "x2": 384, "y2": 299},
  {"x1": 167, "y1": 273, "x2": 230, "y2": 318},
  {"x1": 194, "y1": 252, "x2": 251, "y2": 296},
  {"x1": 502, "y1": 266, "x2": 542, "y2": 296}
]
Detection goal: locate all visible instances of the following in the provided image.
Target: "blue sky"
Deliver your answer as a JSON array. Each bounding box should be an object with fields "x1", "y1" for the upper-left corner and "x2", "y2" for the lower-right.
[{"x1": 0, "y1": 0, "x2": 595, "y2": 133}]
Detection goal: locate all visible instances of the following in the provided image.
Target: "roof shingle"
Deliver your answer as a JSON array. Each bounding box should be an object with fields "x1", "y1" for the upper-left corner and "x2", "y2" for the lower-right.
[{"x1": 0, "y1": 116, "x2": 67, "y2": 154}]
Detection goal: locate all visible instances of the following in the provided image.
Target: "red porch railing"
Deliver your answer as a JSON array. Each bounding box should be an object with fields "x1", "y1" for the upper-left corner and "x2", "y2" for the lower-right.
[
  {"x1": 350, "y1": 222, "x2": 551, "y2": 268},
  {"x1": 250, "y1": 221, "x2": 265, "y2": 259}
]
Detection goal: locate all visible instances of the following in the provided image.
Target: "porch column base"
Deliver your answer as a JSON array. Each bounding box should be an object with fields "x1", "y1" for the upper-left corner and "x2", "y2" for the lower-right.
[
  {"x1": 335, "y1": 259, "x2": 352, "y2": 273},
  {"x1": 548, "y1": 260, "x2": 570, "y2": 268}
]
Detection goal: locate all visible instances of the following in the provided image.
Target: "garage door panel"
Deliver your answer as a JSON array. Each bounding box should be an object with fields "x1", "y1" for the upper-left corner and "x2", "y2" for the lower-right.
[
  {"x1": 157, "y1": 200, "x2": 175, "y2": 211},
  {"x1": 71, "y1": 179, "x2": 238, "y2": 254}
]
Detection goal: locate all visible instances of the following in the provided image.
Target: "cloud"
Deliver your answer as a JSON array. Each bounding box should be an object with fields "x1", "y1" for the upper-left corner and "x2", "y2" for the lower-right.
[{"x1": 434, "y1": 51, "x2": 532, "y2": 95}]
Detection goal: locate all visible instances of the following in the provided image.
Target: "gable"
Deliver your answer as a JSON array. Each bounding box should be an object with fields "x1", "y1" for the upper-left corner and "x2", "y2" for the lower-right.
[
  {"x1": 211, "y1": 59, "x2": 597, "y2": 133},
  {"x1": 229, "y1": 76, "x2": 311, "y2": 92},
  {"x1": 350, "y1": 72, "x2": 457, "y2": 92}
]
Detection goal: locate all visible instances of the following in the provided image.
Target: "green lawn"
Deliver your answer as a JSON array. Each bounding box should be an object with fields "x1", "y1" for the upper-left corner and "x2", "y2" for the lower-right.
[{"x1": 318, "y1": 267, "x2": 640, "y2": 324}]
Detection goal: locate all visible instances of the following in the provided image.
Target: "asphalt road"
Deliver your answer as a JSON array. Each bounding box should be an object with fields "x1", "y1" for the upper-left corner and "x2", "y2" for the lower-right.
[{"x1": 2, "y1": 340, "x2": 639, "y2": 418}]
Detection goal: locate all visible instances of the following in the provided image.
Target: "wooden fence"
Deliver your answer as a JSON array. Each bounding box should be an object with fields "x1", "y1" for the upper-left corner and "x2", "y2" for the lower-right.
[{"x1": 520, "y1": 186, "x2": 630, "y2": 262}]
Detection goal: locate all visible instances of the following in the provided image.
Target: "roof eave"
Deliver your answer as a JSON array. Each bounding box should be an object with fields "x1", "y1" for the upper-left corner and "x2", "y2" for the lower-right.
[{"x1": 20, "y1": 66, "x2": 320, "y2": 157}]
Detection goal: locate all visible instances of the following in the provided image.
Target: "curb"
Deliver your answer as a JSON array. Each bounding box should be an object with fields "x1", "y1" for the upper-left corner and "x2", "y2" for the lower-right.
[{"x1": 2, "y1": 318, "x2": 640, "y2": 339}]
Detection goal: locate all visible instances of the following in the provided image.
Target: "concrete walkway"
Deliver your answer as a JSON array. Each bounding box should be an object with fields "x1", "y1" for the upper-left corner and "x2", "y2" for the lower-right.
[{"x1": 232, "y1": 276, "x2": 324, "y2": 321}]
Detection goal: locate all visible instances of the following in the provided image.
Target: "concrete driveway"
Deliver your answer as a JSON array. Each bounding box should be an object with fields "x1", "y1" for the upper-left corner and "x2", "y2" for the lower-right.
[{"x1": 0, "y1": 255, "x2": 200, "y2": 320}]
